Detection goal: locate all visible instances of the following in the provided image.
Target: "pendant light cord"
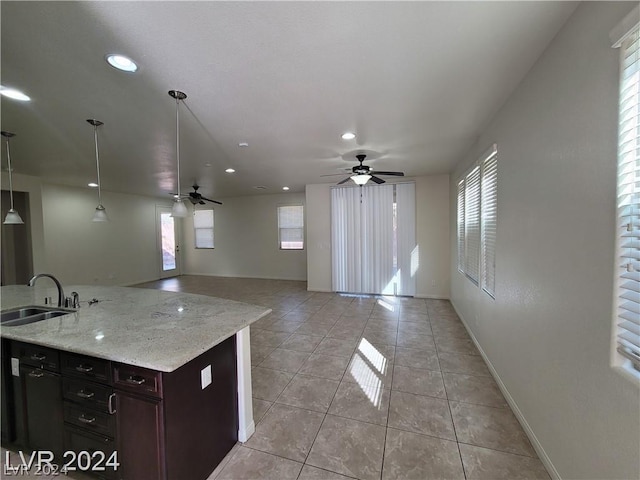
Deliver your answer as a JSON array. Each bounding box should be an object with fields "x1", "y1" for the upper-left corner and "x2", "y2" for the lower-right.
[
  {"x1": 93, "y1": 124, "x2": 103, "y2": 206},
  {"x1": 5, "y1": 138, "x2": 15, "y2": 211},
  {"x1": 175, "y1": 95, "x2": 181, "y2": 198}
]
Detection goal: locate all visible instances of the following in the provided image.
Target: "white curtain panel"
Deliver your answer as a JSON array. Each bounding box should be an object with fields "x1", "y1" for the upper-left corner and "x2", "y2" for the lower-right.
[
  {"x1": 396, "y1": 182, "x2": 417, "y2": 296},
  {"x1": 331, "y1": 186, "x2": 362, "y2": 292},
  {"x1": 361, "y1": 184, "x2": 395, "y2": 295}
]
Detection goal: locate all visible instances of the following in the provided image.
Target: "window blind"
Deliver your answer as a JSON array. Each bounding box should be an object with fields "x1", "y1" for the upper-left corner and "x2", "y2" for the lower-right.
[
  {"x1": 464, "y1": 166, "x2": 481, "y2": 284},
  {"x1": 457, "y1": 180, "x2": 465, "y2": 273},
  {"x1": 194, "y1": 209, "x2": 214, "y2": 248},
  {"x1": 616, "y1": 27, "x2": 640, "y2": 371},
  {"x1": 278, "y1": 205, "x2": 304, "y2": 249},
  {"x1": 481, "y1": 148, "x2": 498, "y2": 298}
]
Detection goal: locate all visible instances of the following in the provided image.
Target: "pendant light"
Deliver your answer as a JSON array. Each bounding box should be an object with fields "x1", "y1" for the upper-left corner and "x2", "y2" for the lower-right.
[
  {"x1": 1, "y1": 131, "x2": 24, "y2": 225},
  {"x1": 87, "y1": 119, "x2": 109, "y2": 222},
  {"x1": 169, "y1": 90, "x2": 189, "y2": 217}
]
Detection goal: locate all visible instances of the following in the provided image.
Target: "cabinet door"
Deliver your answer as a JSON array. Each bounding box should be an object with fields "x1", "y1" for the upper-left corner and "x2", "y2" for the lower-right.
[
  {"x1": 115, "y1": 392, "x2": 165, "y2": 480},
  {"x1": 20, "y1": 365, "x2": 64, "y2": 458}
]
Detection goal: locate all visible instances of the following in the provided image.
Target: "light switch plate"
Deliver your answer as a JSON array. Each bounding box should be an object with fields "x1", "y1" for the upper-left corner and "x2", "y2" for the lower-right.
[
  {"x1": 201, "y1": 365, "x2": 212, "y2": 389},
  {"x1": 11, "y1": 358, "x2": 19, "y2": 377}
]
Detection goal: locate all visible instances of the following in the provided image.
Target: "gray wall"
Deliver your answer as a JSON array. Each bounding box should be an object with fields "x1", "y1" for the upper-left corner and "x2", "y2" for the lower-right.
[{"x1": 449, "y1": 3, "x2": 639, "y2": 479}]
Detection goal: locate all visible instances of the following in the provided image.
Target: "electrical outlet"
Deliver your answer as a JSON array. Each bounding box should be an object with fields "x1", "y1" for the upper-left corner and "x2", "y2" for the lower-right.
[
  {"x1": 11, "y1": 358, "x2": 19, "y2": 376},
  {"x1": 200, "y1": 365, "x2": 212, "y2": 389}
]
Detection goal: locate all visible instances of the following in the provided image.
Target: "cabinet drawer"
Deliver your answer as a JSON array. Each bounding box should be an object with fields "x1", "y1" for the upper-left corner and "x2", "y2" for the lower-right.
[
  {"x1": 63, "y1": 403, "x2": 115, "y2": 438},
  {"x1": 62, "y1": 352, "x2": 111, "y2": 383},
  {"x1": 63, "y1": 378, "x2": 114, "y2": 414},
  {"x1": 113, "y1": 364, "x2": 162, "y2": 399},
  {"x1": 64, "y1": 426, "x2": 117, "y2": 480},
  {"x1": 14, "y1": 342, "x2": 59, "y2": 371}
]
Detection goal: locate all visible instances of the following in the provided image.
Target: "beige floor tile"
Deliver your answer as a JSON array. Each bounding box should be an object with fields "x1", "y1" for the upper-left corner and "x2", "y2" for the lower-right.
[
  {"x1": 250, "y1": 328, "x2": 292, "y2": 348},
  {"x1": 430, "y1": 321, "x2": 469, "y2": 339},
  {"x1": 443, "y1": 373, "x2": 507, "y2": 408},
  {"x1": 392, "y1": 365, "x2": 446, "y2": 398},
  {"x1": 397, "y1": 321, "x2": 432, "y2": 337},
  {"x1": 388, "y1": 390, "x2": 456, "y2": 441},
  {"x1": 216, "y1": 446, "x2": 303, "y2": 479},
  {"x1": 438, "y1": 352, "x2": 491, "y2": 377},
  {"x1": 298, "y1": 465, "x2": 356, "y2": 479},
  {"x1": 396, "y1": 331, "x2": 436, "y2": 350},
  {"x1": 459, "y1": 444, "x2": 550, "y2": 480},
  {"x1": 262, "y1": 319, "x2": 305, "y2": 333},
  {"x1": 307, "y1": 415, "x2": 386, "y2": 480},
  {"x1": 435, "y1": 335, "x2": 479, "y2": 356},
  {"x1": 343, "y1": 351, "x2": 394, "y2": 389},
  {"x1": 295, "y1": 322, "x2": 335, "y2": 336},
  {"x1": 394, "y1": 347, "x2": 440, "y2": 371},
  {"x1": 316, "y1": 337, "x2": 358, "y2": 357},
  {"x1": 450, "y1": 402, "x2": 535, "y2": 456},
  {"x1": 252, "y1": 398, "x2": 272, "y2": 424},
  {"x1": 328, "y1": 381, "x2": 391, "y2": 426},
  {"x1": 251, "y1": 367, "x2": 294, "y2": 401},
  {"x1": 398, "y1": 312, "x2": 429, "y2": 323},
  {"x1": 258, "y1": 348, "x2": 310, "y2": 373},
  {"x1": 382, "y1": 428, "x2": 464, "y2": 480},
  {"x1": 279, "y1": 333, "x2": 325, "y2": 353},
  {"x1": 366, "y1": 317, "x2": 399, "y2": 330},
  {"x1": 299, "y1": 353, "x2": 351, "y2": 381},
  {"x1": 326, "y1": 324, "x2": 365, "y2": 341},
  {"x1": 250, "y1": 344, "x2": 276, "y2": 366},
  {"x1": 360, "y1": 341, "x2": 396, "y2": 363},
  {"x1": 276, "y1": 374, "x2": 340, "y2": 412},
  {"x1": 244, "y1": 404, "x2": 324, "y2": 462},
  {"x1": 362, "y1": 327, "x2": 398, "y2": 346}
]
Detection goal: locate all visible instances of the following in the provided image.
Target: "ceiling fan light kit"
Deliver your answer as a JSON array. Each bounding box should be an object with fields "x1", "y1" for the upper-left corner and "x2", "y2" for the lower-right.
[
  {"x1": 2, "y1": 131, "x2": 25, "y2": 225},
  {"x1": 335, "y1": 153, "x2": 405, "y2": 187},
  {"x1": 87, "y1": 119, "x2": 109, "y2": 222}
]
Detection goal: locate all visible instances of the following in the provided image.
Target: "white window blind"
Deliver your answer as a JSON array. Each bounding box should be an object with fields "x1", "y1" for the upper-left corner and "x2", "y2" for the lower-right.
[
  {"x1": 194, "y1": 209, "x2": 214, "y2": 249},
  {"x1": 278, "y1": 205, "x2": 304, "y2": 250},
  {"x1": 457, "y1": 179, "x2": 465, "y2": 273},
  {"x1": 615, "y1": 25, "x2": 640, "y2": 372},
  {"x1": 481, "y1": 147, "x2": 498, "y2": 298},
  {"x1": 464, "y1": 166, "x2": 481, "y2": 284}
]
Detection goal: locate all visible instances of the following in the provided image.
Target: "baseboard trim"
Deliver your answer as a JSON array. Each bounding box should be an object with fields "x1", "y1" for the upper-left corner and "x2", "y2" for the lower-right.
[
  {"x1": 307, "y1": 287, "x2": 334, "y2": 293},
  {"x1": 450, "y1": 301, "x2": 561, "y2": 480},
  {"x1": 238, "y1": 421, "x2": 255, "y2": 443},
  {"x1": 415, "y1": 294, "x2": 450, "y2": 300},
  {"x1": 181, "y1": 272, "x2": 308, "y2": 282}
]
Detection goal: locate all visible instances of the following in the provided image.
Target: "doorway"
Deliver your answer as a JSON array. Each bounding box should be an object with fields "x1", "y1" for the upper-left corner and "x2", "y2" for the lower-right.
[
  {"x1": 156, "y1": 206, "x2": 181, "y2": 278},
  {"x1": 1, "y1": 190, "x2": 33, "y2": 285}
]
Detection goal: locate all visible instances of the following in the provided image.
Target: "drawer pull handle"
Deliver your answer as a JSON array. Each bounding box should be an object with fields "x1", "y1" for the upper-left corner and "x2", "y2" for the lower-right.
[
  {"x1": 76, "y1": 390, "x2": 95, "y2": 399},
  {"x1": 78, "y1": 414, "x2": 97, "y2": 424},
  {"x1": 125, "y1": 375, "x2": 146, "y2": 385},
  {"x1": 30, "y1": 354, "x2": 46, "y2": 362},
  {"x1": 108, "y1": 393, "x2": 116, "y2": 415},
  {"x1": 75, "y1": 364, "x2": 94, "y2": 373},
  {"x1": 28, "y1": 370, "x2": 44, "y2": 378}
]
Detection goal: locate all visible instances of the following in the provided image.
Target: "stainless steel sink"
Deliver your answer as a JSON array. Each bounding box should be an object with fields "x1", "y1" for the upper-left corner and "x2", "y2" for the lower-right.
[{"x1": 1, "y1": 306, "x2": 74, "y2": 327}]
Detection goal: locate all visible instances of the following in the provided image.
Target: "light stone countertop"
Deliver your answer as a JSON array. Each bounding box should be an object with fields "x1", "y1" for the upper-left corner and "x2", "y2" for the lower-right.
[{"x1": 0, "y1": 285, "x2": 270, "y2": 372}]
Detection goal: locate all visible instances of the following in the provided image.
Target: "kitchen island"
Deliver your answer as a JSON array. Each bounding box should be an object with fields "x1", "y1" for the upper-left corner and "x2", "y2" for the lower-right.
[{"x1": 0, "y1": 284, "x2": 270, "y2": 480}]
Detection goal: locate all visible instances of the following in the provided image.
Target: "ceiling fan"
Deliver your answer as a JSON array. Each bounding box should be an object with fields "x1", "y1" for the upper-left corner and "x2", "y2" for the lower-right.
[
  {"x1": 326, "y1": 154, "x2": 405, "y2": 186},
  {"x1": 172, "y1": 184, "x2": 222, "y2": 205}
]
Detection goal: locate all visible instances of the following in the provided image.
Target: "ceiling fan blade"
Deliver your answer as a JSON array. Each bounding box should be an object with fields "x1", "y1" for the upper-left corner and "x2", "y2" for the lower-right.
[
  {"x1": 187, "y1": 197, "x2": 198, "y2": 205},
  {"x1": 370, "y1": 176, "x2": 385, "y2": 184},
  {"x1": 199, "y1": 200, "x2": 206, "y2": 205},
  {"x1": 373, "y1": 171, "x2": 404, "y2": 176},
  {"x1": 337, "y1": 177, "x2": 351, "y2": 185},
  {"x1": 202, "y1": 197, "x2": 223, "y2": 205},
  {"x1": 320, "y1": 173, "x2": 350, "y2": 177}
]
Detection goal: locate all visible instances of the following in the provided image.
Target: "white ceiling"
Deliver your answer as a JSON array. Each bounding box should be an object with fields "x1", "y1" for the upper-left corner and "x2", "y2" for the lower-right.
[{"x1": 1, "y1": 1, "x2": 577, "y2": 199}]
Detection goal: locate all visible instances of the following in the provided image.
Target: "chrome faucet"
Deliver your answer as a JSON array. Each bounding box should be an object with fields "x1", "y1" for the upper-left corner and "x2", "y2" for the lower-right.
[{"x1": 28, "y1": 273, "x2": 65, "y2": 308}]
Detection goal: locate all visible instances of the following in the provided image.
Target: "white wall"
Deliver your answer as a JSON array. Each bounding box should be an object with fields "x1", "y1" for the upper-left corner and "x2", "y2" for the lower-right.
[
  {"x1": 181, "y1": 192, "x2": 307, "y2": 281},
  {"x1": 41, "y1": 184, "x2": 170, "y2": 286},
  {"x1": 306, "y1": 176, "x2": 450, "y2": 298},
  {"x1": 449, "y1": 3, "x2": 639, "y2": 479}
]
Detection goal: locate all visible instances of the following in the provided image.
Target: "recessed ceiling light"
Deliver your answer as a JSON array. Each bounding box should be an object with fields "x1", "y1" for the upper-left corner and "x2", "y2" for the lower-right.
[
  {"x1": 106, "y1": 54, "x2": 138, "y2": 73},
  {"x1": 225, "y1": 168, "x2": 236, "y2": 173},
  {"x1": 238, "y1": 142, "x2": 249, "y2": 147},
  {"x1": 282, "y1": 186, "x2": 290, "y2": 191},
  {"x1": 88, "y1": 182, "x2": 98, "y2": 188},
  {"x1": 253, "y1": 186, "x2": 267, "y2": 190},
  {"x1": 341, "y1": 132, "x2": 356, "y2": 140},
  {"x1": 204, "y1": 163, "x2": 212, "y2": 167},
  {"x1": 0, "y1": 85, "x2": 30, "y2": 102}
]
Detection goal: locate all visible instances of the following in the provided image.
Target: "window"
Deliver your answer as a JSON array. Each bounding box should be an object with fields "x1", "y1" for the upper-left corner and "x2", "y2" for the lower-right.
[
  {"x1": 613, "y1": 20, "x2": 640, "y2": 374},
  {"x1": 194, "y1": 209, "x2": 214, "y2": 249},
  {"x1": 278, "y1": 205, "x2": 304, "y2": 249},
  {"x1": 457, "y1": 145, "x2": 498, "y2": 296}
]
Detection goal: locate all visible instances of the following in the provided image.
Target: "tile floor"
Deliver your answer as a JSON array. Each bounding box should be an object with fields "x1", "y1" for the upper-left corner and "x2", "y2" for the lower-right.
[{"x1": 2, "y1": 276, "x2": 551, "y2": 480}]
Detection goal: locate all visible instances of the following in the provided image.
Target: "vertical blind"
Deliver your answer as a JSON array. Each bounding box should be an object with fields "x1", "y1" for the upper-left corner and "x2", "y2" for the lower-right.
[
  {"x1": 464, "y1": 166, "x2": 481, "y2": 284},
  {"x1": 331, "y1": 187, "x2": 362, "y2": 292},
  {"x1": 194, "y1": 209, "x2": 214, "y2": 248},
  {"x1": 361, "y1": 184, "x2": 395, "y2": 295},
  {"x1": 457, "y1": 180, "x2": 465, "y2": 273},
  {"x1": 481, "y1": 148, "x2": 498, "y2": 298},
  {"x1": 278, "y1": 205, "x2": 304, "y2": 249},
  {"x1": 615, "y1": 26, "x2": 640, "y2": 371}
]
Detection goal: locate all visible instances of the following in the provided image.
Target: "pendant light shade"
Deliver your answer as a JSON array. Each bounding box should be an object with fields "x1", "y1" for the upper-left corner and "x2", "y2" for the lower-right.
[
  {"x1": 351, "y1": 174, "x2": 372, "y2": 186},
  {"x1": 87, "y1": 119, "x2": 109, "y2": 222},
  {"x1": 169, "y1": 90, "x2": 189, "y2": 218},
  {"x1": 1, "y1": 131, "x2": 24, "y2": 225}
]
